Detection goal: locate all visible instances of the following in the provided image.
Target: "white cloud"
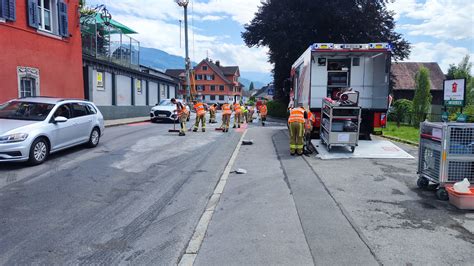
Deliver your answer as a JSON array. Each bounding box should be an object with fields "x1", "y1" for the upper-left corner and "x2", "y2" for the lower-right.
[
  {"x1": 403, "y1": 42, "x2": 473, "y2": 73},
  {"x1": 201, "y1": 15, "x2": 226, "y2": 21},
  {"x1": 388, "y1": 0, "x2": 474, "y2": 40},
  {"x1": 193, "y1": 0, "x2": 263, "y2": 25}
]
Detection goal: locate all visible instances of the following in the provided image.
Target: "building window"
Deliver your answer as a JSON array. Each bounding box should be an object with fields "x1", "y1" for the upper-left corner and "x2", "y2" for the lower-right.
[
  {"x1": 17, "y1": 66, "x2": 40, "y2": 98},
  {"x1": 230, "y1": 86, "x2": 234, "y2": 92},
  {"x1": 20, "y1": 78, "x2": 36, "y2": 98},
  {"x1": 219, "y1": 85, "x2": 224, "y2": 91},
  {"x1": 210, "y1": 95, "x2": 216, "y2": 101},
  {"x1": 210, "y1": 85, "x2": 216, "y2": 91},
  {"x1": 219, "y1": 95, "x2": 224, "y2": 101},
  {"x1": 205, "y1": 74, "x2": 214, "y2": 80},
  {"x1": 195, "y1": 74, "x2": 203, "y2": 80},
  {"x1": 202, "y1": 65, "x2": 208, "y2": 71},
  {"x1": 38, "y1": 0, "x2": 53, "y2": 32},
  {"x1": 196, "y1": 85, "x2": 204, "y2": 91}
]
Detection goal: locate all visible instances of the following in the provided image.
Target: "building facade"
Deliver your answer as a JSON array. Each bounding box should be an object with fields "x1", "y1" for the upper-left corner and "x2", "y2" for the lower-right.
[
  {"x1": 166, "y1": 59, "x2": 244, "y2": 104},
  {"x1": 0, "y1": 0, "x2": 84, "y2": 103}
]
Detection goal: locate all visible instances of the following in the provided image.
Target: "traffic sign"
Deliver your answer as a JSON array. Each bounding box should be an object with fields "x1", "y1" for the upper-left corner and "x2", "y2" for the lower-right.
[{"x1": 443, "y1": 79, "x2": 466, "y2": 107}]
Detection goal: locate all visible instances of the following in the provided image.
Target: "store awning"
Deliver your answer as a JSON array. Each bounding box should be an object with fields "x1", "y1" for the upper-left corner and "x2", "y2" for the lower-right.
[{"x1": 95, "y1": 13, "x2": 138, "y2": 34}]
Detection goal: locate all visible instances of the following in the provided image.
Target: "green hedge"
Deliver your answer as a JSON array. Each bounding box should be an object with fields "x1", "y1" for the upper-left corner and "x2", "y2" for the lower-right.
[{"x1": 267, "y1": 100, "x2": 289, "y2": 118}]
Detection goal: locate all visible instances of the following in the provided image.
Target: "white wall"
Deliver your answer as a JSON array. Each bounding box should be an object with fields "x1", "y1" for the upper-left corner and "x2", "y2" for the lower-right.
[
  {"x1": 149, "y1": 82, "x2": 158, "y2": 105},
  {"x1": 135, "y1": 79, "x2": 146, "y2": 106},
  {"x1": 116, "y1": 75, "x2": 132, "y2": 106},
  {"x1": 92, "y1": 70, "x2": 113, "y2": 106}
]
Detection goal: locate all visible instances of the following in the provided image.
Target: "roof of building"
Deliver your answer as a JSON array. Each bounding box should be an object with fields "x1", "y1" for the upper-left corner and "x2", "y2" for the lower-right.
[
  {"x1": 221, "y1": 66, "x2": 239, "y2": 76},
  {"x1": 165, "y1": 69, "x2": 185, "y2": 79},
  {"x1": 140, "y1": 65, "x2": 176, "y2": 82},
  {"x1": 391, "y1": 62, "x2": 445, "y2": 91},
  {"x1": 254, "y1": 83, "x2": 274, "y2": 98},
  {"x1": 203, "y1": 59, "x2": 232, "y2": 83}
]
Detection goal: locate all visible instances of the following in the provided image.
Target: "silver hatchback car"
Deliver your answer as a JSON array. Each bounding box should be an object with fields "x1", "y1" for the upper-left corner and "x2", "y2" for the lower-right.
[{"x1": 0, "y1": 97, "x2": 105, "y2": 165}]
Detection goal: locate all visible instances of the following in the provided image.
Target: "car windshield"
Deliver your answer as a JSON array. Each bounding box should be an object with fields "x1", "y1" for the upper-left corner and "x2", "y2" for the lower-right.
[
  {"x1": 159, "y1": 100, "x2": 175, "y2": 106},
  {"x1": 0, "y1": 101, "x2": 55, "y2": 121}
]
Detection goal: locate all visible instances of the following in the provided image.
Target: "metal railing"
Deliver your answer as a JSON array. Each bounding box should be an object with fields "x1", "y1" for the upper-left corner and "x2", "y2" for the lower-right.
[{"x1": 81, "y1": 19, "x2": 140, "y2": 69}]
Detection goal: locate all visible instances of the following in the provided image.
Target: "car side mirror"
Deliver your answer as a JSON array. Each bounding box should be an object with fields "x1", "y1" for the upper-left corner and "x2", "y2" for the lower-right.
[
  {"x1": 54, "y1": 116, "x2": 68, "y2": 123},
  {"x1": 155, "y1": 103, "x2": 158, "y2": 106}
]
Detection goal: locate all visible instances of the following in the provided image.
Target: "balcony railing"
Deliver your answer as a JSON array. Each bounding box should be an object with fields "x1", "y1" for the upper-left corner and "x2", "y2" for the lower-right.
[{"x1": 81, "y1": 15, "x2": 140, "y2": 69}]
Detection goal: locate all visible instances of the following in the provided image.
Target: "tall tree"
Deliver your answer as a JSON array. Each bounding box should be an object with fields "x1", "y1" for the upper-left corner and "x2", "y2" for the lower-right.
[
  {"x1": 242, "y1": 0, "x2": 410, "y2": 103},
  {"x1": 412, "y1": 67, "x2": 432, "y2": 127},
  {"x1": 249, "y1": 82, "x2": 255, "y2": 91},
  {"x1": 446, "y1": 55, "x2": 473, "y2": 106}
]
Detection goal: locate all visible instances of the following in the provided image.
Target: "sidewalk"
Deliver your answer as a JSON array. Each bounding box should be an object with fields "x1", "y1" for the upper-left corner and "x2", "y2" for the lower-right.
[
  {"x1": 104, "y1": 116, "x2": 150, "y2": 127},
  {"x1": 192, "y1": 127, "x2": 378, "y2": 265}
]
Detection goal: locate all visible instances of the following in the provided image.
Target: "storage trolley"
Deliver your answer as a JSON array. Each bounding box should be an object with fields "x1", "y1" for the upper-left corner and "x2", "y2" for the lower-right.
[
  {"x1": 320, "y1": 98, "x2": 361, "y2": 152},
  {"x1": 417, "y1": 122, "x2": 474, "y2": 200}
]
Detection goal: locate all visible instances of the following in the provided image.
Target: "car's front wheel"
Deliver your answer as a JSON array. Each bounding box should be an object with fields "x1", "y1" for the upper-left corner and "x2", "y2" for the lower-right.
[
  {"x1": 28, "y1": 137, "x2": 49, "y2": 165},
  {"x1": 87, "y1": 128, "x2": 100, "y2": 148}
]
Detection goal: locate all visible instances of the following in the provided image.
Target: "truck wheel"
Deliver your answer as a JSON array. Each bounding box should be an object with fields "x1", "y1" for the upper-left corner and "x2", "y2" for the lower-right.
[{"x1": 417, "y1": 177, "x2": 429, "y2": 189}]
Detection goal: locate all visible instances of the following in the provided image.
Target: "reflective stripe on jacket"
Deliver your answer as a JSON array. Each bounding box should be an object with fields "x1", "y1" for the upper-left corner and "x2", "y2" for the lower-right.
[
  {"x1": 194, "y1": 102, "x2": 206, "y2": 116},
  {"x1": 288, "y1": 107, "x2": 305, "y2": 124},
  {"x1": 222, "y1": 104, "x2": 232, "y2": 115}
]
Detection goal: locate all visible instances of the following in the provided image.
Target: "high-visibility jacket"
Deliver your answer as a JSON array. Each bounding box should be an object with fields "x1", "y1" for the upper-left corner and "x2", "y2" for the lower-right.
[
  {"x1": 288, "y1": 107, "x2": 305, "y2": 124},
  {"x1": 306, "y1": 111, "x2": 316, "y2": 129},
  {"x1": 194, "y1": 102, "x2": 206, "y2": 116},
  {"x1": 260, "y1": 105, "x2": 268, "y2": 116},
  {"x1": 222, "y1": 103, "x2": 232, "y2": 115},
  {"x1": 234, "y1": 103, "x2": 242, "y2": 114},
  {"x1": 177, "y1": 102, "x2": 188, "y2": 117}
]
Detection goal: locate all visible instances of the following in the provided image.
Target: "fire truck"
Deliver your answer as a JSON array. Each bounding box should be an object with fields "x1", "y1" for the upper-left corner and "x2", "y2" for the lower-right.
[{"x1": 290, "y1": 43, "x2": 391, "y2": 139}]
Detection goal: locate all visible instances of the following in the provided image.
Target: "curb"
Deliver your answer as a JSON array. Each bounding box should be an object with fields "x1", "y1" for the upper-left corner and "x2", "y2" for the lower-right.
[
  {"x1": 104, "y1": 118, "x2": 150, "y2": 128},
  {"x1": 380, "y1": 134, "x2": 419, "y2": 147}
]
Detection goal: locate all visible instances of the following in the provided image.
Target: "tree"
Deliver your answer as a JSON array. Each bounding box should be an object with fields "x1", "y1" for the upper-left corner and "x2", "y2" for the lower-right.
[
  {"x1": 412, "y1": 67, "x2": 432, "y2": 127},
  {"x1": 391, "y1": 99, "x2": 413, "y2": 127},
  {"x1": 446, "y1": 55, "x2": 473, "y2": 106},
  {"x1": 249, "y1": 82, "x2": 255, "y2": 91},
  {"x1": 242, "y1": 0, "x2": 410, "y2": 104}
]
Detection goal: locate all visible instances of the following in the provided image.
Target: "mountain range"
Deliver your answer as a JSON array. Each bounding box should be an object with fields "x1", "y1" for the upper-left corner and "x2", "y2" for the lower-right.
[{"x1": 140, "y1": 47, "x2": 271, "y2": 90}]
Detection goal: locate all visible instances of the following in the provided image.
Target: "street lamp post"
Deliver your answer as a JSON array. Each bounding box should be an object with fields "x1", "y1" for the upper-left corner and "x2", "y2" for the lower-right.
[{"x1": 175, "y1": 0, "x2": 191, "y2": 101}]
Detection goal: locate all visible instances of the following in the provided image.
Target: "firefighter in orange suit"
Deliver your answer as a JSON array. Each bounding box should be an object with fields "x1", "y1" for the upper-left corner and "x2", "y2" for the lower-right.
[
  {"x1": 260, "y1": 101, "x2": 268, "y2": 126},
  {"x1": 193, "y1": 100, "x2": 206, "y2": 132},
  {"x1": 232, "y1": 102, "x2": 242, "y2": 128},
  {"x1": 305, "y1": 109, "x2": 316, "y2": 152},
  {"x1": 288, "y1": 104, "x2": 307, "y2": 155},
  {"x1": 221, "y1": 103, "x2": 232, "y2": 132},
  {"x1": 171, "y1": 98, "x2": 189, "y2": 136},
  {"x1": 209, "y1": 104, "x2": 217, "y2": 123}
]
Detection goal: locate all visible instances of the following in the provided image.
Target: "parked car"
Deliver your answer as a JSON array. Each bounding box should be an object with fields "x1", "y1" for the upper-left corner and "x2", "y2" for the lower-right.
[
  {"x1": 150, "y1": 99, "x2": 190, "y2": 122},
  {"x1": 0, "y1": 97, "x2": 105, "y2": 165}
]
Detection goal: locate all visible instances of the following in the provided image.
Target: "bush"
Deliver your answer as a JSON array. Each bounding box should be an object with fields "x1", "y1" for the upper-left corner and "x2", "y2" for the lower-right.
[
  {"x1": 267, "y1": 100, "x2": 289, "y2": 118},
  {"x1": 412, "y1": 67, "x2": 432, "y2": 127},
  {"x1": 389, "y1": 99, "x2": 413, "y2": 126}
]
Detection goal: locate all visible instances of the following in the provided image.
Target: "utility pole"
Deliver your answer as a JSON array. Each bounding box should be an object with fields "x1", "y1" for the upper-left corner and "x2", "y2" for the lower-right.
[{"x1": 176, "y1": 0, "x2": 191, "y2": 102}]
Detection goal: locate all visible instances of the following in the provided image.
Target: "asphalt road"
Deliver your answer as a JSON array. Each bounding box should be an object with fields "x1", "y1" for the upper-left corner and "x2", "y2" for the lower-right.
[{"x1": 0, "y1": 114, "x2": 242, "y2": 265}]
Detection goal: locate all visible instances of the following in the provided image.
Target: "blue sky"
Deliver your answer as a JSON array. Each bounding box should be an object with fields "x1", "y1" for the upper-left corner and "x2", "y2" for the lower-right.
[{"x1": 88, "y1": 0, "x2": 473, "y2": 78}]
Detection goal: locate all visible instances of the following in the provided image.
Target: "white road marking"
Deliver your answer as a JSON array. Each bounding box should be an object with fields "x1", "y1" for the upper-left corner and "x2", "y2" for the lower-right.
[{"x1": 178, "y1": 129, "x2": 248, "y2": 266}]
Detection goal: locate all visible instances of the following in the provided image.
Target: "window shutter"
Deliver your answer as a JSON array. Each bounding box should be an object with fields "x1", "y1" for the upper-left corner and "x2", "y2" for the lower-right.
[
  {"x1": 27, "y1": 0, "x2": 39, "y2": 28},
  {"x1": 1, "y1": 0, "x2": 16, "y2": 21},
  {"x1": 7, "y1": 0, "x2": 15, "y2": 21},
  {"x1": 57, "y1": 1, "x2": 68, "y2": 37}
]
